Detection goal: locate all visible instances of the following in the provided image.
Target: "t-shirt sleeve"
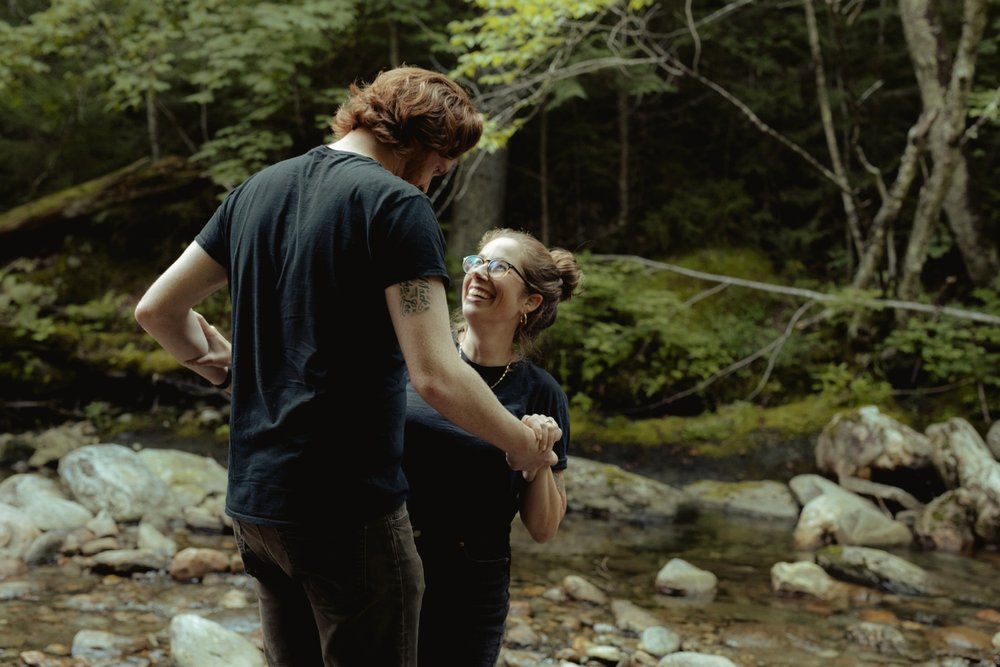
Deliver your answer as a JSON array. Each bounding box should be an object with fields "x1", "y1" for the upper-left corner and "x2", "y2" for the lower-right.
[
  {"x1": 531, "y1": 370, "x2": 571, "y2": 472},
  {"x1": 374, "y1": 193, "x2": 450, "y2": 290},
  {"x1": 194, "y1": 190, "x2": 236, "y2": 269}
]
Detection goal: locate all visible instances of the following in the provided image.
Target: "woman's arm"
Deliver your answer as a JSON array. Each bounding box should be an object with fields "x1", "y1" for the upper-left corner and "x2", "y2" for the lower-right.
[{"x1": 519, "y1": 467, "x2": 567, "y2": 543}]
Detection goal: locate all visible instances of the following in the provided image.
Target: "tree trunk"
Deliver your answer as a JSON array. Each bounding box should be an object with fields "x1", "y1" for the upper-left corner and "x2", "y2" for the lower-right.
[
  {"x1": 617, "y1": 86, "x2": 629, "y2": 231},
  {"x1": 388, "y1": 20, "x2": 399, "y2": 67},
  {"x1": 145, "y1": 89, "x2": 160, "y2": 162},
  {"x1": 896, "y1": 0, "x2": 993, "y2": 301},
  {"x1": 804, "y1": 0, "x2": 863, "y2": 270},
  {"x1": 852, "y1": 110, "x2": 935, "y2": 291},
  {"x1": 448, "y1": 148, "x2": 509, "y2": 288},
  {"x1": 540, "y1": 106, "x2": 550, "y2": 245}
]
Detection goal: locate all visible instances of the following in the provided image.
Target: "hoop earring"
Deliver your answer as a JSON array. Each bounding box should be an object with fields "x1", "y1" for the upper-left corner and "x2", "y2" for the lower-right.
[{"x1": 519, "y1": 312, "x2": 528, "y2": 326}]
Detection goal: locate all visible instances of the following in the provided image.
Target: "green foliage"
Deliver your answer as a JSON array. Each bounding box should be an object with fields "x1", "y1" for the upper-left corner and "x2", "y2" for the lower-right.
[
  {"x1": 0, "y1": 259, "x2": 57, "y2": 341},
  {"x1": 192, "y1": 125, "x2": 294, "y2": 191},
  {"x1": 541, "y1": 249, "x2": 794, "y2": 413},
  {"x1": 882, "y1": 279, "x2": 1000, "y2": 388}
]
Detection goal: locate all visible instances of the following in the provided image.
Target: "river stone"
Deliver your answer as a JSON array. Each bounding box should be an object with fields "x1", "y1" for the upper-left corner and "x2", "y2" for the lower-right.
[
  {"x1": 655, "y1": 558, "x2": 717, "y2": 597},
  {"x1": 681, "y1": 479, "x2": 799, "y2": 520},
  {"x1": 169, "y1": 613, "x2": 265, "y2": 667},
  {"x1": 562, "y1": 574, "x2": 608, "y2": 604},
  {"x1": 612, "y1": 598, "x2": 666, "y2": 632},
  {"x1": 0, "y1": 502, "x2": 40, "y2": 560},
  {"x1": 89, "y1": 548, "x2": 168, "y2": 575},
  {"x1": 136, "y1": 448, "x2": 227, "y2": 508},
  {"x1": 815, "y1": 405, "x2": 933, "y2": 478},
  {"x1": 566, "y1": 455, "x2": 693, "y2": 520},
  {"x1": 656, "y1": 651, "x2": 739, "y2": 666},
  {"x1": 70, "y1": 629, "x2": 147, "y2": 660},
  {"x1": 0, "y1": 473, "x2": 94, "y2": 531},
  {"x1": 987, "y1": 421, "x2": 1000, "y2": 461},
  {"x1": 58, "y1": 444, "x2": 175, "y2": 522},
  {"x1": 845, "y1": 621, "x2": 907, "y2": 654},
  {"x1": 638, "y1": 626, "x2": 681, "y2": 656},
  {"x1": 771, "y1": 561, "x2": 842, "y2": 600},
  {"x1": 816, "y1": 545, "x2": 934, "y2": 595}
]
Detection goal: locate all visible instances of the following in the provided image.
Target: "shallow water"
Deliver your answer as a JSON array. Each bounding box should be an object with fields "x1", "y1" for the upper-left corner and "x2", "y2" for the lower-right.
[
  {"x1": 511, "y1": 510, "x2": 1000, "y2": 665},
  {"x1": 2, "y1": 509, "x2": 1000, "y2": 666},
  {"x1": 4, "y1": 427, "x2": 1000, "y2": 666}
]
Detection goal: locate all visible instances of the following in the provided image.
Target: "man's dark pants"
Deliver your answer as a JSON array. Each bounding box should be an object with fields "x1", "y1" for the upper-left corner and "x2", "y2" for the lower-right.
[{"x1": 233, "y1": 503, "x2": 424, "y2": 666}]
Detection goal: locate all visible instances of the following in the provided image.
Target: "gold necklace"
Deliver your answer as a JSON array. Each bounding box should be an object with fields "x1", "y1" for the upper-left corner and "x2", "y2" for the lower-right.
[{"x1": 459, "y1": 346, "x2": 513, "y2": 390}]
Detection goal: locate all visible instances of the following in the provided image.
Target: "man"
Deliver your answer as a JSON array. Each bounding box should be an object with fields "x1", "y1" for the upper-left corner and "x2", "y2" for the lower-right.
[{"x1": 134, "y1": 66, "x2": 559, "y2": 667}]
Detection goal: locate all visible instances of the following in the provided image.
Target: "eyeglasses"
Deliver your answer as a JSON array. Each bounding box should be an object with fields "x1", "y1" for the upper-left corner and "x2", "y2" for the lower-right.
[{"x1": 462, "y1": 255, "x2": 535, "y2": 290}]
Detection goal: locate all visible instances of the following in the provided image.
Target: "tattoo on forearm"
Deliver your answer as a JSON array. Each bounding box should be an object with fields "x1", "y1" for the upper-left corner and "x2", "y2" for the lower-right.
[{"x1": 399, "y1": 278, "x2": 432, "y2": 315}]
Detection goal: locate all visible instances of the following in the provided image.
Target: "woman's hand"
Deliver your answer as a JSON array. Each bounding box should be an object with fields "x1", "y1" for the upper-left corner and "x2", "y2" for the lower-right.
[{"x1": 520, "y1": 414, "x2": 561, "y2": 481}]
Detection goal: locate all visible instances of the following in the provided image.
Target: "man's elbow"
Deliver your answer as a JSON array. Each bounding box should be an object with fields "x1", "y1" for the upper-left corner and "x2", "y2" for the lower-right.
[
  {"x1": 527, "y1": 523, "x2": 559, "y2": 544},
  {"x1": 134, "y1": 294, "x2": 169, "y2": 335},
  {"x1": 133, "y1": 296, "x2": 155, "y2": 332},
  {"x1": 408, "y1": 370, "x2": 447, "y2": 406}
]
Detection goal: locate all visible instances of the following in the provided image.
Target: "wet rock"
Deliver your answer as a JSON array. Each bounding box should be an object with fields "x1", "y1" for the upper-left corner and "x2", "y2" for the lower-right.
[
  {"x1": 0, "y1": 502, "x2": 40, "y2": 560},
  {"x1": 70, "y1": 629, "x2": 148, "y2": 661},
  {"x1": 136, "y1": 449, "x2": 227, "y2": 509},
  {"x1": 656, "y1": 651, "x2": 739, "y2": 666},
  {"x1": 25, "y1": 421, "x2": 99, "y2": 468},
  {"x1": 681, "y1": 480, "x2": 799, "y2": 521},
  {"x1": 816, "y1": 405, "x2": 933, "y2": 479},
  {"x1": 24, "y1": 531, "x2": 68, "y2": 565},
  {"x1": 137, "y1": 522, "x2": 177, "y2": 558},
  {"x1": 790, "y1": 477, "x2": 913, "y2": 549},
  {"x1": 654, "y1": 558, "x2": 717, "y2": 598},
  {"x1": 771, "y1": 560, "x2": 844, "y2": 600},
  {"x1": 0, "y1": 473, "x2": 94, "y2": 531},
  {"x1": 563, "y1": 574, "x2": 608, "y2": 605},
  {"x1": 845, "y1": 621, "x2": 908, "y2": 655},
  {"x1": 567, "y1": 456, "x2": 693, "y2": 521},
  {"x1": 168, "y1": 613, "x2": 264, "y2": 667},
  {"x1": 914, "y1": 489, "x2": 976, "y2": 553},
  {"x1": 58, "y1": 444, "x2": 175, "y2": 522},
  {"x1": 816, "y1": 545, "x2": 934, "y2": 595},
  {"x1": 89, "y1": 548, "x2": 168, "y2": 576},
  {"x1": 611, "y1": 598, "x2": 665, "y2": 633},
  {"x1": 168, "y1": 547, "x2": 232, "y2": 581},
  {"x1": 638, "y1": 626, "x2": 681, "y2": 657}
]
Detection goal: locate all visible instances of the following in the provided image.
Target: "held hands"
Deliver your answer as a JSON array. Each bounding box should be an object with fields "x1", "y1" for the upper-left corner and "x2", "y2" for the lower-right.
[
  {"x1": 505, "y1": 414, "x2": 561, "y2": 482},
  {"x1": 184, "y1": 311, "x2": 232, "y2": 390}
]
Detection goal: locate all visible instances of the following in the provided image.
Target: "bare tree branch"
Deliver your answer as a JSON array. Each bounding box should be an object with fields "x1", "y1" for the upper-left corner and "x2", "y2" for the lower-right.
[{"x1": 591, "y1": 253, "x2": 1000, "y2": 325}]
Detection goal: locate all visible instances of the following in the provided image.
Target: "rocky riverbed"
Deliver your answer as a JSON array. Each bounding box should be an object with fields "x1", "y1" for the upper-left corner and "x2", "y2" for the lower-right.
[{"x1": 2, "y1": 414, "x2": 1000, "y2": 666}]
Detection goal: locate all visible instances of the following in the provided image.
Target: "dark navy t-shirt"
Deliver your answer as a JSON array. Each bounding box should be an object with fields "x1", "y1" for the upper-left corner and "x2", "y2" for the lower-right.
[
  {"x1": 403, "y1": 355, "x2": 570, "y2": 543},
  {"x1": 196, "y1": 146, "x2": 449, "y2": 526}
]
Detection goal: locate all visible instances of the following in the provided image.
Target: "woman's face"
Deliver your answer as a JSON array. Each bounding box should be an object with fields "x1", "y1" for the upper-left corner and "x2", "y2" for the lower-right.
[{"x1": 462, "y1": 236, "x2": 531, "y2": 329}]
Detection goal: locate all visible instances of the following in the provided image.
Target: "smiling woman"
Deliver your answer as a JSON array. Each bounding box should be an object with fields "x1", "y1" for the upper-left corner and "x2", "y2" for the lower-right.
[{"x1": 403, "y1": 227, "x2": 584, "y2": 667}]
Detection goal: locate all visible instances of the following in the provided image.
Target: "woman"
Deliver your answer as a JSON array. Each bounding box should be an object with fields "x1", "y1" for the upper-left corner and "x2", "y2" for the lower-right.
[{"x1": 403, "y1": 227, "x2": 584, "y2": 666}]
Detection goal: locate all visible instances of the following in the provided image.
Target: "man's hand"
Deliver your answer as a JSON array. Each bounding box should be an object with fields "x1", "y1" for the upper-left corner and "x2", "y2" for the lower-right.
[
  {"x1": 506, "y1": 414, "x2": 561, "y2": 480},
  {"x1": 184, "y1": 312, "x2": 232, "y2": 387}
]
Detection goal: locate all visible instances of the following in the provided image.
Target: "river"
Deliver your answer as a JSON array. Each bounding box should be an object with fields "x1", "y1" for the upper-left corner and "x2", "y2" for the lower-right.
[{"x1": 2, "y1": 430, "x2": 1000, "y2": 665}]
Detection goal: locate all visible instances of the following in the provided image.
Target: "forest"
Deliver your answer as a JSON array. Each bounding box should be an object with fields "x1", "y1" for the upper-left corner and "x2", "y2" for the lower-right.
[{"x1": 1, "y1": 0, "x2": 998, "y2": 455}]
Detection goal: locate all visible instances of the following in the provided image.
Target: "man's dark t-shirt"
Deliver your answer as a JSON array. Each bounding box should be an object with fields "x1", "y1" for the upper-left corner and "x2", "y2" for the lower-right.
[{"x1": 196, "y1": 146, "x2": 449, "y2": 527}]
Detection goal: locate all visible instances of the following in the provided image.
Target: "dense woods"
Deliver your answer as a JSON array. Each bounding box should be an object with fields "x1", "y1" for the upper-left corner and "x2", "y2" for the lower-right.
[{"x1": 1, "y1": 0, "x2": 998, "y2": 441}]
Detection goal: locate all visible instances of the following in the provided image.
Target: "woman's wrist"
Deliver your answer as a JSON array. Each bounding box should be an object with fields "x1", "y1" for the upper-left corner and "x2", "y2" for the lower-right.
[{"x1": 216, "y1": 367, "x2": 232, "y2": 390}]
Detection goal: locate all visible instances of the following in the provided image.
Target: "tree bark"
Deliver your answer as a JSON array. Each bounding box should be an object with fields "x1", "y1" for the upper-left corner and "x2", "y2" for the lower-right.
[
  {"x1": 804, "y1": 0, "x2": 863, "y2": 268},
  {"x1": 617, "y1": 85, "x2": 629, "y2": 232},
  {"x1": 447, "y1": 148, "x2": 509, "y2": 283},
  {"x1": 540, "y1": 106, "x2": 550, "y2": 245},
  {"x1": 852, "y1": 110, "x2": 936, "y2": 291},
  {"x1": 897, "y1": 0, "x2": 994, "y2": 301}
]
